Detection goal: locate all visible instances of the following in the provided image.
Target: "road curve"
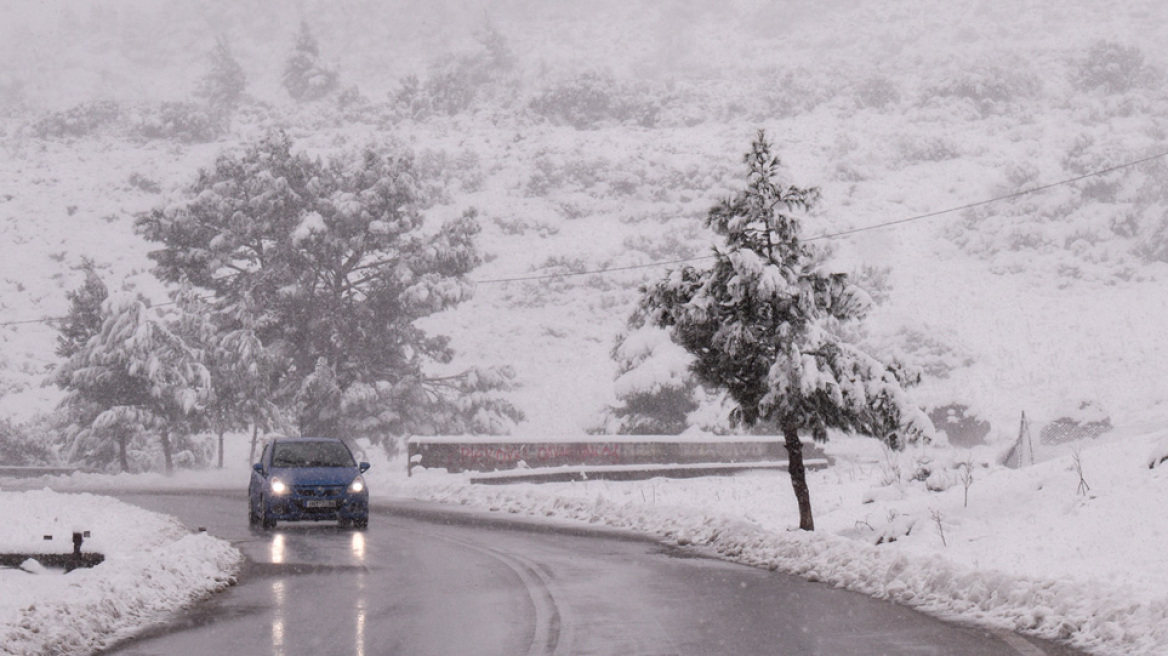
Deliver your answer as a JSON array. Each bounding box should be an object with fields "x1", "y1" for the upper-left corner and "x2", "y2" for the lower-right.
[{"x1": 102, "y1": 491, "x2": 1083, "y2": 656}]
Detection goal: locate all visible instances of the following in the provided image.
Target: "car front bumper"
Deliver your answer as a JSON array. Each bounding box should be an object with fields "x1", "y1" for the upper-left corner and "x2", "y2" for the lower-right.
[{"x1": 265, "y1": 494, "x2": 368, "y2": 521}]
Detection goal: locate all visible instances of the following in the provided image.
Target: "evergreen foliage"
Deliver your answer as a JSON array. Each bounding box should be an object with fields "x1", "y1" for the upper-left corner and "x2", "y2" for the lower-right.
[
  {"x1": 195, "y1": 37, "x2": 247, "y2": 114},
  {"x1": 641, "y1": 131, "x2": 932, "y2": 530},
  {"x1": 136, "y1": 131, "x2": 521, "y2": 443},
  {"x1": 0, "y1": 418, "x2": 54, "y2": 466},
  {"x1": 282, "y1": 21, "x2": 338, "y2": 102},
  {"x1": 171, "y1": 285, "x2": 284, "y2": 467},
  {"x1": 54, "y1": 260, "x2": 108, "y2": 359},
  {"x1": 55, "y1": 296, "x2": 212, "y2": 473},
  {"x1": 601, "y1": 312, "x2": 699, "y2": 435}
]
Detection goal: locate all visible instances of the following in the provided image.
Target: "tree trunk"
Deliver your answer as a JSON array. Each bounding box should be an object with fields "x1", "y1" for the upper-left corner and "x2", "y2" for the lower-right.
[
  {"x1": 217, "y1": 428, "x2": 225, "y2": 469},
  {"x1": 248, "y1": 423, "x2": 259, "y2": 463},
  {"x1": 118, "y1": 432, "x2": 129, "y2": 473},
  {"x1": 160, "y1": 428, "x2": 174, "y2": 475},
  {"x1": 783, "y1": 424, "x2": 814, "y2": 531}
]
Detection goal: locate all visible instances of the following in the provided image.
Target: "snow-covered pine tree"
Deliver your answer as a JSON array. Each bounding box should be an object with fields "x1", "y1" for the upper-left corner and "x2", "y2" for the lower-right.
[
  {"x1": 282, "y1": 21, "x2": 338, "y2": 102},
  {"x1": 296, "y1": 357, "x2": 342, "y2": 437},
  {"x1": 172, "y1": 285, "x2": 283, "y2": 468},
  {"x1": 642, "y1": 131, "x2": 933, "y2": 530},
  {"x1": 600, "y1": 310, "x2": 699, "y2": 435},
  {"x1": 56, "y1": 296, "x2": 212, "y2": 473},
  {"x1": 195, "y1": 36, "x2": 247, "y2": 115},
  {"x1": 136, "y1": 131, "x2": 521, "y2": 446},
  {"x1": 54, "y1": 259, "x2": 108, "y2": 359}
]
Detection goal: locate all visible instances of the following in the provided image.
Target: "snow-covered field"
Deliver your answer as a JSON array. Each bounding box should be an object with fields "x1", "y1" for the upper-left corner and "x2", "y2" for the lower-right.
[{"x1": 0, "y1": 488, "x2": 241, "y2": 656}]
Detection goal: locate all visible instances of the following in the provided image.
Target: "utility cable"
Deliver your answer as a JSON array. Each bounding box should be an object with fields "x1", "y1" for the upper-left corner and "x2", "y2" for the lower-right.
[{"x1": 4, "y1": 146, "x2": 1167, "y2": 327}]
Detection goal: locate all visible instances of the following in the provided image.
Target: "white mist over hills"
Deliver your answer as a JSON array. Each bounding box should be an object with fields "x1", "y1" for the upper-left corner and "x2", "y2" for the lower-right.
[{"x1": 1, "y1": 0, "x2": 1167, "y2": 447}]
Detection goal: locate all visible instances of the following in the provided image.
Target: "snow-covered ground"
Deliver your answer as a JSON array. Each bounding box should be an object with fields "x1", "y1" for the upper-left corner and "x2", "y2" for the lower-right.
[
  {"x1": 0, "y1": 488, "x2": 241, "y2": 656},
  {"x1": 378, "y1": 429, "x2": 1168, "y2": 656},
  {"x1": 6, "y1": 425, "x2": 1167, "y2": 656}
]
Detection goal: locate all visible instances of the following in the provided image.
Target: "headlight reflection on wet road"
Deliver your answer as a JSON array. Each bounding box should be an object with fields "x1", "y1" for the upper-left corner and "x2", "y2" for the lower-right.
[
  {"x1": 270, "y1": 533, "x2": 286, "y2": 564},
  {"x1": 352, "y1": 530, "x2": 367, "y2": 656},
  {"x1": 271, "y1": 579, "x2": 286, "y2": 656}
]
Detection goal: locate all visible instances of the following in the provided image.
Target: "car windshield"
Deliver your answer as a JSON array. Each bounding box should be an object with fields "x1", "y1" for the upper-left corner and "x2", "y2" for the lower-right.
[{"x1": 271, "y1": 442, "x2": 355, "y2": 468}]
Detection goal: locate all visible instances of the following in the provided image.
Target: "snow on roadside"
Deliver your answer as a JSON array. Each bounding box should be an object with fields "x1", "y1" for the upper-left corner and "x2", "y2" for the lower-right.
[
  {"x1": 377, "y1": 429, "x2": 1168, "y2": 656},
  {"x1": 0, "y1": 489, "x2": 242, "y2": 656}
]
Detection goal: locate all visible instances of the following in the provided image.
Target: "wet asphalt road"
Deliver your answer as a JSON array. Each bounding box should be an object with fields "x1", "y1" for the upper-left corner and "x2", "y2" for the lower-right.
[{"x1": 101, "y1": 491, "x2": 1083, "y2": 656}]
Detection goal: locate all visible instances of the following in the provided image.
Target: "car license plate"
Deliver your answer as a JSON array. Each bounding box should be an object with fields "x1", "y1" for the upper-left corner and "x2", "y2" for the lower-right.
[{"x1": 304, "y1": 499, "x2": 336, "y2": 508}]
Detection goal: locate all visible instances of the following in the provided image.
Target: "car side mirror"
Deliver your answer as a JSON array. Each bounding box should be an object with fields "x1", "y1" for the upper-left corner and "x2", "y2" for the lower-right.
[
  {"x1": 359, "y1": 462, "x2": 371, "y2": 473},
  {"x1": 253, "y1": 463, "x2": 264, "y2": 474}
]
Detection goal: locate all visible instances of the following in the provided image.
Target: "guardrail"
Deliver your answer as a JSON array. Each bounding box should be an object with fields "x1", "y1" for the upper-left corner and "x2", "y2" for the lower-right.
[
  {"x1": 0, "y1": 466, "x2": 85, "y2": 479},
  {"x1": 407, "y1": 435, "x2": 829, "y2": 481}
]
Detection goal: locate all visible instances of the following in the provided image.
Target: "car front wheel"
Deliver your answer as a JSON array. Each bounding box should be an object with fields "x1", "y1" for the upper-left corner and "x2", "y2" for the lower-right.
[{"x1": 260, "y1": 497, "x2": 276, "y2": 530}]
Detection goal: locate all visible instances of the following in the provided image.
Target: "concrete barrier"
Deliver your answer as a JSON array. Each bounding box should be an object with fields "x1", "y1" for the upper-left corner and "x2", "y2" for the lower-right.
[
  {"x1": 0, "y1": 466, "x2": 84, "y2": 479},
  {"x1": 407, "y1": 436, "x2": 828, "y2": 478}
]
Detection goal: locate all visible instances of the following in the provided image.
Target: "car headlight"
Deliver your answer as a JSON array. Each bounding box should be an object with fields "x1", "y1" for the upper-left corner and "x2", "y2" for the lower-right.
[
  {"x1": 270, "y1": 477, "x2": 289, "y2": 495},
  {"x1": 348, "y1": 476, "x2": 366, "y2": 494}
]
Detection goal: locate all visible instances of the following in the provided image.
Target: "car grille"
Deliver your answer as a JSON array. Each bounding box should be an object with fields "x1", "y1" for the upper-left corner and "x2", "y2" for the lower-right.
[{"x1": 293, "y1": 485, "x2": 345, "y2": 498}]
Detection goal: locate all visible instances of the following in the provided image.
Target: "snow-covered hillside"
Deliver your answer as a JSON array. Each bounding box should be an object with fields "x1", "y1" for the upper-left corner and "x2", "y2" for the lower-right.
[{"x1": 2, "y1": 0, "x2": 1167, "y2": 447}]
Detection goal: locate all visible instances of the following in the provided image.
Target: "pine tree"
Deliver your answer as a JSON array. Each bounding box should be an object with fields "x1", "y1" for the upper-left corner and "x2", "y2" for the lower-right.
[
  {"x1": 642, "y1": 131, "x2": 933, "y2": 530},
  {"x1": 195, "y1": 36, "x2": 247, "y2": 115},
  {"x1": 172, "y1": 285, "x2": 283, "y2": 468},
  {"x1": 296, "y1": 357, "x2": 342, "y2": 437},
  {"x1": 56, "y1": 296, "x2": 212, "y2": 473},
  {"x1": 282, "y1": 21, "x2": 338, "y2": 102},
  {"x1": 136, "y1": 131, "x2": 521, "y2": 444},
  {"x1": 601, "y1": 311, "x2": 699, "y2": 435},
  {"x1": 54, "y1": 259, "x2": 107, "y2": 359}
]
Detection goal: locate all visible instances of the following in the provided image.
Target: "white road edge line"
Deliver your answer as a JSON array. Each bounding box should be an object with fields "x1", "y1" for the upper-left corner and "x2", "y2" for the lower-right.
[{"x1": 387, "y1": 520, "x2": 563, "y2": 656}]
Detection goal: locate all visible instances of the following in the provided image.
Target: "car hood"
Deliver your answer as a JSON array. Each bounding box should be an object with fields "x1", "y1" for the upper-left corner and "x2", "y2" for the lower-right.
[{"x1": 269, "y1": 467, "x2": 358, "y2": 487}]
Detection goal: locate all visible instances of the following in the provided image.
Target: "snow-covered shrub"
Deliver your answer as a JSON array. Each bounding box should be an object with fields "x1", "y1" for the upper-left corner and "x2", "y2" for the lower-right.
[
  {"x1": 415, "y1": 148, "x2": 484, "y2": 195},
  {"x1": 283, "y1": 21, "x2": 339, "y2": 102},
  {"x1": 127, "y1": 172, "x2": 161, "y2": 194},
  {"x1": 132, "y1": 102, "x2": 221, "y2": 143},
  {"x1": 525, "y1": 151, "x2": 611, "y2": 196},
  {"x1": 927, "y1": 404, "x2": 991, "y2": 447},
  {"x1": 391, "y1": 26, "x2": 515, "y2": 119},
  {"x1": 752, "y1": 66, "x2": 835, "y2": 118},
  {"x1": 894, "y1": 327, "x2": 974, "y2": 379},
  {"x1": 1039, "y1": 401, "x2": 1112, "y2": 445},
  {"x1": 922, "y1": 64, "x2": 1042, "y2": 117},
  {"x1": 492, "y1": 215, "x2": 560, "y2": 237},
  {"x1": 852, "y1": 265, "x2": 893, "y2": 306},
  {"x1": 597, "y1": 320, "x2": 699, "y2": 435},
  {"x1": 1072, "y1": 40, "x2": 1159, "y2": 94},
  {"x1": 31, "y1": 100, "x2": 122, "y2": 139},
  {"x1": 0, "y1": 418, "x2": 53, "y2": 466},
  {"x1": 855, "y1": 76, "x2": 901, "y2": 109},
  {"x1": 621, "y1": 229, "x2": 702, "y2": 262},
  {"x1": 529, "y1": 71, "x2": 662, "y2": 129},
  {"x1": 895, "y1": 132, "x2": 962, "y2": 165},
  {"x1": 419, "y1": 56, "x2": 485, "y2": 116}
]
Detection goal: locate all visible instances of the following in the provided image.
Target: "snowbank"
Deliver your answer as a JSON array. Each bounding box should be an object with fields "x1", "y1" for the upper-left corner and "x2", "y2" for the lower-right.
[
  {"x1": 0, "y1": 490, "x2": 242, "y2": 656},
  {"x1": 377, "y1": 428, "x2": 1168, "y2": 656}
]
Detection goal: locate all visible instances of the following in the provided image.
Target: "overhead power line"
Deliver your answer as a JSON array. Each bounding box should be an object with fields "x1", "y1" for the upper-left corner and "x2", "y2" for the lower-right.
[
  {"x1": 472, "y1": 146, "x2": 1168, "y2": 285},
  {"x1": 808, "y1": 148, "x2": 1168, "y2": 241},
  {"x1": 4, "y1": 145, "x2": 1167, "y2": 327}
]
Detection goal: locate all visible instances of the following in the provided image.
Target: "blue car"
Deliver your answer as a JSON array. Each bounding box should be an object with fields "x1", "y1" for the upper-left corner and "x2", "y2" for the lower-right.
[{"x1": 249, "y1": 437, "x2": 371, "y2": 530}]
